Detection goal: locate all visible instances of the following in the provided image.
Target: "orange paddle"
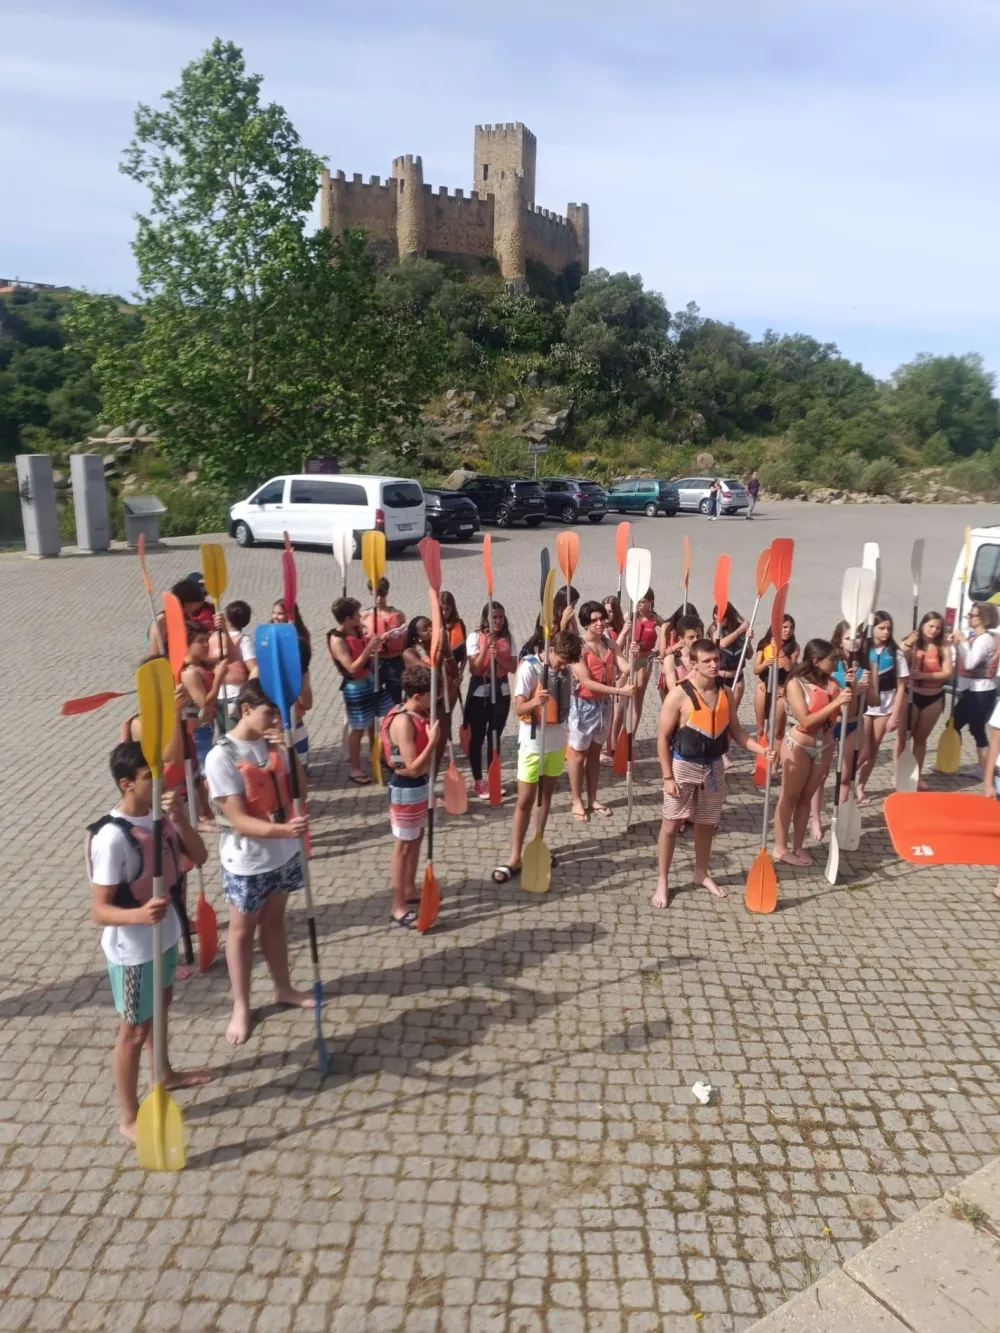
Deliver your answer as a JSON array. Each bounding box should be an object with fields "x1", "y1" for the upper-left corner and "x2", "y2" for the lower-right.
[
  {"x1": 137, "y1": 532, "x2": 164, "y2": 655},
  {"x1": 884, "y1": 792, "x2": 1000, "y2": 865},
  {"x1": 713, "y1": 554, "x2": 731, "y2": 627},
  {"x1": 768, "y1": 537, "x2": 794, "y2": 590},
  {"x1": 556, "y1": 530, "x2": 580, "y2": 607},
  {"x1": 682, "y1": 535, "x2": 691, "y2": 612},
  {"x1": 483, "y1": 536, "x2": 502, "y2": 806},
  {"x1": 745, "y1": 581, "x2": 788, "y2": 914},
  {"x1": 418, "y1": 584, "x2": 443, "y2": 932},
  {"x1": 615, "y1": 521, "x2": 630, "y2": 600},
  {"x1": 732, "y1": 548, "x2": 771, "y2": 688}
]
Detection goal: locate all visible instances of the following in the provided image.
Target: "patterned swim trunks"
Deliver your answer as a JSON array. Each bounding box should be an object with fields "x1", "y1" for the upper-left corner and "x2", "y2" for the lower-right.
[
  {"x1": 662, "y1": 757, "x2": 727, "y2": 826},
  {"x1": 107, "y1": 945, "x2": 179, "y2": 1026},
  {"x1": 221, "y1": 851, "x2": 304, "y2": 915}
]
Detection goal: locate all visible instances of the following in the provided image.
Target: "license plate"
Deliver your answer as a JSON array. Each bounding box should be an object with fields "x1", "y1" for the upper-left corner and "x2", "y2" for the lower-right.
[
  {"x1": 460, "y1": 523, "x2": 473, "y2": 531},
  {"x1": 398, "y1": 523, "x2": 414, "y2": 531}
]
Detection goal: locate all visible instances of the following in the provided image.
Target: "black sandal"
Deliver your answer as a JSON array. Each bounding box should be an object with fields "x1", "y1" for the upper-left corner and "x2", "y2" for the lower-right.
[
  {"x1": 392, "y1": 910, "x2": 418, "y2": 929},
  {"x1": 492, "y1": 864, "x2": 521, "y2": 884},
  {"x1": 349, "y1": 774, "x2": 372, "y2": 786}
]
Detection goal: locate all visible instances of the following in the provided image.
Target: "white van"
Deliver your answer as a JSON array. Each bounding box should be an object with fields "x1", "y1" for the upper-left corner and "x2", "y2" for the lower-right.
[
  {"x1": 228, "y1": 474, "x2": 426, "y2": 554},
  {"x1": 944, "y1": 525, "x2": 1000, "y2": 633}
]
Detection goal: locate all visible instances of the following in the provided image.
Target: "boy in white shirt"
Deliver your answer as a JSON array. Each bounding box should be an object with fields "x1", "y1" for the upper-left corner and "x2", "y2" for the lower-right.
[
  {"x1": 88, "y1": 740, "x2": 211, "y2": 1142},
  {"x1": 204, "y1": 680, "x2": 310, "y2": 1046}
]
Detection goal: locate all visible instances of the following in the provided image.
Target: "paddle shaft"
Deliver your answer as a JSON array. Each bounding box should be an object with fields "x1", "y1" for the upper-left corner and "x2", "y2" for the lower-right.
[
  {"x1": 151, "y1": 774, "x2": 165, "y2": 1088},
  {"x1": 280, "y1": 728, "x2": 323, "y2": 984},
  {"x1": 427, "y1": 651, "x2": 438, "y2": 862},
  {"x1": 182, "y1": 742, "x2": 209, "y2": 906},
  {"x1": 732, "y1": 592, "x2": 763, "y2": 684},
  {"x1": 760, "y1": 656, "x2": 779, "y2": 845},
  {"x1": 535, "y1": 655, "x2": 549, "y2": 835},
  {"x1": 487, "y1": 591, "x2": 499, "y2": 766}
]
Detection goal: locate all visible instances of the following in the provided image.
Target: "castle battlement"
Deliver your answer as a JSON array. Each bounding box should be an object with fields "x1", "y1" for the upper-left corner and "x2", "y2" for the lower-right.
[{"x1": 322, "y1": 123, "x2": 588, "y2": 291}]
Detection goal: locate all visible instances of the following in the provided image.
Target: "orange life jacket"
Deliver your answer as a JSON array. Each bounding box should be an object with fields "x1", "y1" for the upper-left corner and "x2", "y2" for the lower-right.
[
  {"x1": 211, "y1": 738, "x2": 292, "y2": 828},
  {"x1": 578, "y1": 643, "x2": 617, "y2": 701},
  {"x1": 672, "y1": 681, "x2": 730, "y2": 763}
]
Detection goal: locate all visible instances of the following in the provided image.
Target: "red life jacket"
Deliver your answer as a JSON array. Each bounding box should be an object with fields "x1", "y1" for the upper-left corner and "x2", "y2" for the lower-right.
[
  {"x1": 381, "y1": 704, "x2": 431, "y2": 770},
  {"x1": 578, "y1": 642, "x2": 617, "y2": 701},
  {"x1": 633, "y1": 617, "x2": 657, "y2": 653},
  {"x1": 85, "y1": 815, "x2": 184, "y2": 909},
  {"x1": 211, "y1": 738, "x2": 292, "y2": 827}
]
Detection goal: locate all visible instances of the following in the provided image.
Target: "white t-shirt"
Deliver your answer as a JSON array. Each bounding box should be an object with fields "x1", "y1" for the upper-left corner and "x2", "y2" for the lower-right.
[
  {"x1": 466, "y1": 631, "x2": 518, "y2": 699},
  {"x1": 515, "y1": 657, "x2": 568, "y2": 754},
  {"x1": 90, "y1": 810, "x2": 182, "y2": 967},
  {"x1": 204, "y1": 736, "x2": 298, "y2": 876},
  {"x1": 956, "y1": 633, "x2": 997, "y2": 693},
  {"x1": 220, "y1": 633, "x2": 256, "y2": 701}
]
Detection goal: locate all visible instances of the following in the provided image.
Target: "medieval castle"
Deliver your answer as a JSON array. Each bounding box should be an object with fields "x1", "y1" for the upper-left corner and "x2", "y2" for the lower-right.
[{"x1": 320, "y1": 123, "x2": 589, "y2": 292}]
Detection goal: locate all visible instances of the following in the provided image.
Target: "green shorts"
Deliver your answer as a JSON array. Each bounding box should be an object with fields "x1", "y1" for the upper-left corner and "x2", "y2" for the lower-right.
[
  {"x1": 517, "y1": 746, "x2": 566, "y2": 785},
  {"x1": 108, "y1": 946, "x2": 178, "y2": 1026}
]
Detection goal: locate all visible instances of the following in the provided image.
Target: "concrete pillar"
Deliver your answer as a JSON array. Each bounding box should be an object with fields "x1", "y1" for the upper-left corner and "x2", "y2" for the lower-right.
[
  {"x1": 16, "y1": 454, "x2": 61, "y2": 558},
  {"x1": 70, "y1": 453, "x2": 111, "y2": 552}
]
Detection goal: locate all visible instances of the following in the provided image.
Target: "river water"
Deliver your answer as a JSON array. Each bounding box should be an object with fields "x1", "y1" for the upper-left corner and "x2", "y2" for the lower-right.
[{"x1": 0, "y1": 482, "x2": 23, "y2": 546}]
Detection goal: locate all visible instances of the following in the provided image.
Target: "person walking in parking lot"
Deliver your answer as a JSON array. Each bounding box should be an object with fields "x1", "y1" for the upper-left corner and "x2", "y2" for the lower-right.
[
  {"x1": 707, "y1": 479, "x2": 721, "y2": 521},
  {"x1": 746, "y1": 471, "x2": 760, "y2": 519}
]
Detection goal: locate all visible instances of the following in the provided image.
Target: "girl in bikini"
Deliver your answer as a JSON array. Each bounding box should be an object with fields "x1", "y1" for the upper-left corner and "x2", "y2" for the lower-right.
[
  {"x1": 855, "y1": 611, "x2": 909, "y2": 804},
  {"x1": 614, "y1": 589, "x2": 661, "y2": 752},
  {"x1": 601, "y1": 596, "x2": 627, "y2": 762},
  {"x1": 773, "y1": 640, "x2": 851, "y2": 866},
  {"x1": 327, "y1": 597, "x2": 388, "y2": 785},
  {"x1": 439, "y1": 591, "x2": 466, "y2": 737},
  {"x1": 403, "y1": 614, "x2": 451, "y2": 765},
  {"x1": 809, "y1": 619, "x2": 873, "y2": 838},
  {"x1": 900, "y1": 612, "x2": 953, "y2": 788},
  {"x1": 568, "y1": 601, "x2": 633, "y2": 820},
  {"x1": 753, "y1": 615, "x2": 799, "y2": 748}
]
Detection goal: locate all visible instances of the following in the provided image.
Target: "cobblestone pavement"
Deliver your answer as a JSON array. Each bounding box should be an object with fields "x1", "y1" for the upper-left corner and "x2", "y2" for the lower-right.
[{"x1": 1, "y1": 502, "x2": 998, "y2": 1333}]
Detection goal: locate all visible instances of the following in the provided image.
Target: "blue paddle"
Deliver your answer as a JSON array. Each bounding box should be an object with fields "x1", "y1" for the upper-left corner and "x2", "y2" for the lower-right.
[{"x1": 254, "y1": 623, "x2": 331, "y2": 1074}]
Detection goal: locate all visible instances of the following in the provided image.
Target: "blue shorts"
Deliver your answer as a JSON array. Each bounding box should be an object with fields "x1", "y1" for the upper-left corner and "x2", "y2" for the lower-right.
[
  {"x1": 108, "y1": 946, "x2": 178, "y2": 1026},
  {"x1": 221, "y1": 852, "x2": 303, "y2": 915},
  {"x1": 192, "y1": 724, "x2": 214, "y2": 770}
]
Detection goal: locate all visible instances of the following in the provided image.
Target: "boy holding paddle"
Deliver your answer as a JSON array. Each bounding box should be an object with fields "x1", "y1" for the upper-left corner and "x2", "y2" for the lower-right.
[
  {"x1": 204, "y1": 680, "x2": 312, "y2": 1045},
  {"x1": 381, "y1": 665, "x2": 441, "y2": 927},
  {"x1": 88, "y1": 741, "x2": 212, "y2": 1141},
  {"x1": 653, "y1": 639, "x2": 770, "y2": 908}
]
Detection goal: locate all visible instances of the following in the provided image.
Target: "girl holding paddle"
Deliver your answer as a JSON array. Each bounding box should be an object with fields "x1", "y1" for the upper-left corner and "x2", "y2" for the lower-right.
[
  {"x1": 900, "y1": 612, "x2": 953, "y2": 787},
  {"x1": 365, "y1": 577, "x2": 408, "y2": 705},
  {"x1": 403, "y1": 615, "x2": 450, "y2": 765},
  {"x1": 753, "y1": 615, "x2": 799, "y2": 747},
  {"x1": 815, "y1": 619, "x2": 873, "y2": 835},
  {"x1": 568, "y1": 601, "x2": 634, "y2": 820},
  {"x1": 614, "y1": 588, "x2": 660, "y2": 750},
  {"x1": 711, "y1": 603, "x2": 751, "y2": 709},
  {"x1": 180, "y1": 623, "x2": 230, "y2": 783},
  {"x1": 465, "y1": 602, "x2": 517, "y2": 800},
  {"x1": 772, "y1": 640, "x2": 852, "y2": 867},
  {"x1": 855, "y1": 611, "x2": 909, "y2": 804},
  {"x1": 327, "y1": 597, "x2": 388, "y2": 785}
]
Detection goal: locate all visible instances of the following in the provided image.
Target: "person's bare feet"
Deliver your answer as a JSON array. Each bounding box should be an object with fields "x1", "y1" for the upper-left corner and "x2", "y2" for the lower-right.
[
  {"x1": 175, "y1": 964, "x2": 194, "y2": 981},
  {"x1": 120, "y1": 1118, "x2": 138, "y2": 1142},
  {"x1": 792, "y1": 847, "x2": 813, "y2": 865},
  {"x1": 163, "y1": 1066, "x2": 213, "y2": 1090},
  {"x1": 774, "y1": 848, "x2": 811, "y2": 867},
  {"x1": 651, "y1": 882, "x2": 670, "y2": 909},
  {"x1": 695, "y1": 874, "x2": 727, "y2": 898},
  {"x1": 275, "y1": 987, "x2": 316, "y2": 1010},
  {"x1": 226, "y1": 1007, "x2": 253, "y2": 1045},
  {"x1": 571, "y1": 803, "x2": 589, "y2": 821},
  {"x1": 809, "y1": 816, "x2": 822, "y2": 842}
]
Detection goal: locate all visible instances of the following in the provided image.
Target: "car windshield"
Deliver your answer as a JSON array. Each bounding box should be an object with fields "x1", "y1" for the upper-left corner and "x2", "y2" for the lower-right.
[
  {"x1": 513, "y1": 482, "x2": 544, "y2": 495},
  {"x1": 381, "y1": 482, "x2": 423, "y2": 508},
  {"x1": 722, "y1": 479, "x2": 745, "y2": 489},
  {"x1": 578, "y1": 482, "x2": 604, "y2": 492}
]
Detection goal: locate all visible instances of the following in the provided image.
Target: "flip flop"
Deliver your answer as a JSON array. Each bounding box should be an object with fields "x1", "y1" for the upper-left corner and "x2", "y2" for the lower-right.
[
  {"x1": 392, "y1": 910, "x2": 418, "y2": 929},
  {"x1": 349, "y1": 774, "x2": 372, "y2": 786},
  {"x1": 588, "y1": 803, "x2": 612, "y2": 818},
  {"x1": 492, "y1": 864, "x2": 521, "y2": 884},
  {"x1": 572, "y1": 809, "x2": 590, "y2": 822}
]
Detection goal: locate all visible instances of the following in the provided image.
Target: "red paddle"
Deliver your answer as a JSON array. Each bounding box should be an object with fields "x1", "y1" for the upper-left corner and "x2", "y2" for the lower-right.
[
  {"x1": 282, "y1": 531, "x2": 297, "y2": 618},
  {"x1": 61, "y1": 690, "x2": 130, "y2": 716},
  {"x1": 682, "y1": 535, "x2": 691, "y2": 613}
]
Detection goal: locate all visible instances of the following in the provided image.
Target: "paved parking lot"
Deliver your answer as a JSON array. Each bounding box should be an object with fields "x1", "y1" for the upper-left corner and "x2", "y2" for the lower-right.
[{"x1": 1, "y1": 500, "x2": 998, "y2": 1333}]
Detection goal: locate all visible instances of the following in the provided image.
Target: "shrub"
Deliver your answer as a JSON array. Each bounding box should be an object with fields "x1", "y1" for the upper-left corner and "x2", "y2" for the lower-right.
[
  {"x1": 759, "y1": 457, "x2": 802, "y2": 498},
  {"x1": 860, "y1": 457, "x2": 901, "y2": 496},
  {"x1": 921, "y1": 431, "x2": 953, "y2": 467},
  {"x1": 818, "y1": 451, "x2": 867, "y2": 491},
  {"x1": 944, "y1": 454, "x2": 998, "y2": 498}
]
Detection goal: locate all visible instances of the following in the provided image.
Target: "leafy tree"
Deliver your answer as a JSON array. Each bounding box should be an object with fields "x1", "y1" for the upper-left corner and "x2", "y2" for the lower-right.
[{"x1": 887, "y1": 353, "x2": 999, "y2": 456}]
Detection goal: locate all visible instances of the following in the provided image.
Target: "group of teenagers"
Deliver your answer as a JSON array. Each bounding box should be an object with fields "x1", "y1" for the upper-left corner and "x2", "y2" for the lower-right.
[{"x1": 87, "y1": 558, "x2": 1000, "y2": 1138}]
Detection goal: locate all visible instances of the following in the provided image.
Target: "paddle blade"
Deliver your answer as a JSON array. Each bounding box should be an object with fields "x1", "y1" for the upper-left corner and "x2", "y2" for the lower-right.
[
  {"x1": 615, "y1": 521, "x2": 630, "y2": 574},
  {"x1": 417, "y1": 862, "x2": 440, "y2": 932},
  {"x1": 613, "y1": 728, "x2": 628, "y2": 777},
  {"x1": 625, "y1": 547, "x2": 652, "y2": 609},
  {"x1": 136, "y1": 659, "x2": 175, "y2": 778},
  {"x1": 488, "y1": 752, "x2": 502, "y2": 805},
  {"x1": 910, "y1": 537, "x2": 924, "y2": 594},
  {"x1": 539, "y1": 547, "x2": 550, "y2": 602},
  {"x1": 254, "y1": 622, "x2": 302, "y2": 729},
  {"x1": 823, "y1": 824, "x2": 840, "y2": 886},
  {"x1": 135, "y1": 1083, "x2": 185, "y2": 1172},
  {"x1": 744, "y1": 847, "x2": 777, "y2": 914},
  {"x1": 521, "y1": 833, "x2": 552, "y2": 894},
  {"x1": 896, "y1": 747, "x2": 920, "y2": 794},
  {"x1": 200, "y1": 543, "x2": 227, "y2": 604},
  {"x1": 862, "y1": 541, "x2": 881, "y2": 605},
  {"x1": 281, "y1": 534, "x2": 298, "y2": 619},
  {"x1": 418, "y1": 534, "x2": 442, "y2": 593},
  {"x1": 459, "y1": 723, "x2": 471, "y2": 755},
  {"x1": 754, "y1": 548, "x2": 771, "y2": 597},
  {"x1": 196, "y1": 891, "x2": 218, "y2": 971},
  {"x1": 372, "y1": 741, "x2": 384, "y2": 787},
  {"x1": 753, "y1": 741, "x2": 768, "y2": 789},
  {"x1": 682, "y1": 535, "x2": 691, "y2": 590},
  {"x1": 332, "y1": 523, "x2": 353, "y2": 577},
  {"x1": 429, "y1": 584, "x2": 443, "y2": 663},
  {"x1": 443, "y1": 759, "x2": 468, "y2": 816},
  {"x1": 769, "y1": 539, "x2": 793, "y2": 590},
  {"x1": 835, "y1": 794, "x2": 862, "y2": 852},
  {"x1": 713, "y1": 554, "x2": 731, "y2": 626},
  {"x1": 162, "y1": 591, "x2": 187, "y2": 682},
  {"x1": 935, "y1": 719, "x2": 961, "y2": 774},
  {"x1": 770, "y1": 582, "x2": 789, "y2": 649},
  {"x1": 361, "y1": 529, "x2": 386, "y2": 593},
  {"x1": 61, "y1": 690, "x2": 127, "y2": 716},
  {"x1": 556, "y1": 530, "x2": 580, "y2": 587},
  {"x1": 961, "y1": 525, "x2": 972, "y2": 582},
  {"x1": 884, "y1": 792, "x2": 1000, "y2": 865},
  {"x1": 483, "y1": 534, "x2": 494, "y2": 597}
]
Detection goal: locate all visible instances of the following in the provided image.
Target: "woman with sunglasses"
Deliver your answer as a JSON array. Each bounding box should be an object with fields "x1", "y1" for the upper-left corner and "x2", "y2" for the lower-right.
[{"x1": 952, "y1": 601, "x2": 1000, "y2": 777}]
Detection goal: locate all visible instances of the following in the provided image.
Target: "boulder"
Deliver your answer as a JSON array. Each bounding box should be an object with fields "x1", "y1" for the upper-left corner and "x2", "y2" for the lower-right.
[
  {"x1": 52, "y1": 469, "x2": 68, "y2": 490},
  {"x1": 91, "y1": 424, "x2": 113, "y2": 439},
  {"x1": 136, "y1": 423, "x2": 154, "y2": 438},
  {"x1": 461, "y1": 408, "x2": 474, "y2": 422},
  {"x1": 503, "y1": 393, "x2": 518, "y2": 410},
  {"x1": 526, "y1": 370, "x2": 540, "y2": 388},
  {"x1": 491, "y1": 408, "x2": 507, "y2": 424},
  {"x1": 126, "y1": 419, "x2": 142, "y2": 436},
  {"x1": 115, "y1": 442, "x2": 135, "y2": 460},
  {"x1": 445, "y1": 388, "x2": 460, "y2": 403},
  {"x1": 442, "y1": 468, "x2": 478, "y2": 490},
  {"x1": 106, "y1": 425, "x2": 128, "y2": 441}
]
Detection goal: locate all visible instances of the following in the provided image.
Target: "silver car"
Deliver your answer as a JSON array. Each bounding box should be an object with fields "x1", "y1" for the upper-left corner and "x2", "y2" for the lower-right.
[{"x1": 672, "y1": 476, "x2": 750, "y2": 515}]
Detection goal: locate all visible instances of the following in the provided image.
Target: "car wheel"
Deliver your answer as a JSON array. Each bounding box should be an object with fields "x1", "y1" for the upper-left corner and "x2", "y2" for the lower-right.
[
  {"x1": 495, "y1": 505, "x2": 511, "y2": 528},
  {"x1": 698, "y1": 498, "x2": 710, "y2": 514},
  {"x1": 666, "y1": 507, "x2": 678, "y2": 517},
  {"x1": 233, "y1": 520, "x2": 255, "y2": 547},
  {"x1": 588, "y1": 513, "x2": 604, "y2": 524},
  {"x1": 525, "y1": 516, "x2": 544, "y2": 528},
  {"x1": 644, "y1": 502, "x2": 658, "y2": 517},
  {"x1": 560, "y1": 505, "x2": 577, "y2": 524},
  {"x1": 424, "y1": 518, "x2": 434, "y2": 537}
]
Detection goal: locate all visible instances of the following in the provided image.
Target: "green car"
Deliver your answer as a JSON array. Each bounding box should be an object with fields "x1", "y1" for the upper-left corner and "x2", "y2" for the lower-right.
[{"x1": 606, "y1": 478, "x2": 680, "y2": 517}]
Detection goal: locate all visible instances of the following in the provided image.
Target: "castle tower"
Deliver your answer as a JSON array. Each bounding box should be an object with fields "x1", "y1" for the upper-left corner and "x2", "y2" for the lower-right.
[
  {"x1": 474, "y1": 123, "x2": 536, "y2": 208},
  {"x1": 320, "y1": 167, "x2": 348, "y2": 238},
  {"x1": 392, "y1": 154, "x2": 426, "y2": 261},
  {"x1": 493, "y1": 169, "x2": 528, "y2": 294},
  {"x1": 567, "y1": 202, "x2": 590, "y2": 273}
]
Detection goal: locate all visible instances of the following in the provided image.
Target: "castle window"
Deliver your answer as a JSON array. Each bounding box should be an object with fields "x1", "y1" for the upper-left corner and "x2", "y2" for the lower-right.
[
  {"x1": 399, "y1": 179, "x2": 404, "y2": 192},
  {"x1": 482, "y1": 164, "x2": 489, "y2": 181}
]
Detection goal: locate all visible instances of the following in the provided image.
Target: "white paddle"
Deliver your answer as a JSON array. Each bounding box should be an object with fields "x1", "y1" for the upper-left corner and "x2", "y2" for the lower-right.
[
  {"x1": 825, "y1": 567, "x2": 875, "y2": 884},
  {"x1": 624, "y1": 546, "x2": 652, "y2": 831},
  {"x1": 895, "y1": 538, "x2": 924, "y2": 793},
  {"x1": 837, "y1": 550, "x2": 879, "y2": 852},
  {"x1": 332, "y1": 523, "x2": 353, "y2": 600}
]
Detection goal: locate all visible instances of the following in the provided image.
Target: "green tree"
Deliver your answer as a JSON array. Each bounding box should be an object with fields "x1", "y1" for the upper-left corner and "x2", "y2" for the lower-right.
[
  {"x1": 887, "y1": 353, "x2": 999, "y2": 456},
  {"x1": 74, "y1": 39, "x2": 442, "y2": 486}
]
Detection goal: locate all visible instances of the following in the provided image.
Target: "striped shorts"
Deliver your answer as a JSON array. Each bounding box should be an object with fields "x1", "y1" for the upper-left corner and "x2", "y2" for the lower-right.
[
  {"x1": 662, "y1": 757, "x2": 727, "y2": 826},
  {"x1": 343, "y1": 675, "x2": 392, "y2": 731},
  {"x1": 388, "y1": 779, "x2": 428, "y2": 841}
]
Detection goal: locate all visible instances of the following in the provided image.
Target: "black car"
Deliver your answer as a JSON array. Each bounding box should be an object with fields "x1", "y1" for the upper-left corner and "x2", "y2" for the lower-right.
[
  {"x1": 457, "y1": 476, "x2": 546, "y2": 528},
  {"x1": 423, "y1": 488, "x2": 481, "y2": 541},
  {"x1": 542, "y1": 477, "x2": 608, "y2": 524}
]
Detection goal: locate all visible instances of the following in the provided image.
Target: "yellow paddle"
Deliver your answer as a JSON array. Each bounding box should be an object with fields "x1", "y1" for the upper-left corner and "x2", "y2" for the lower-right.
[
  {"x1": 936, "y1": 525, "x2": 971, "y2": 775},
  {"x1": 200, "y1": 543, "x2": 229, "y2": 730},
  {"x1": 361, "y1": 531, "x2": 387, "y2": 785},
  {"x1": 134, "y1": 657, "x2": 185, "y2": 1171},
  {"x1": 523, "y1": 568, "x2": 557, "y2": 894}
]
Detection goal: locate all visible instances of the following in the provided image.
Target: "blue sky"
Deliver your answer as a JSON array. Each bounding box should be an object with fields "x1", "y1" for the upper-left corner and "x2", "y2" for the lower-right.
[{"x1": 2, "y1": 0, "x2": 997, "y2": 383}]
